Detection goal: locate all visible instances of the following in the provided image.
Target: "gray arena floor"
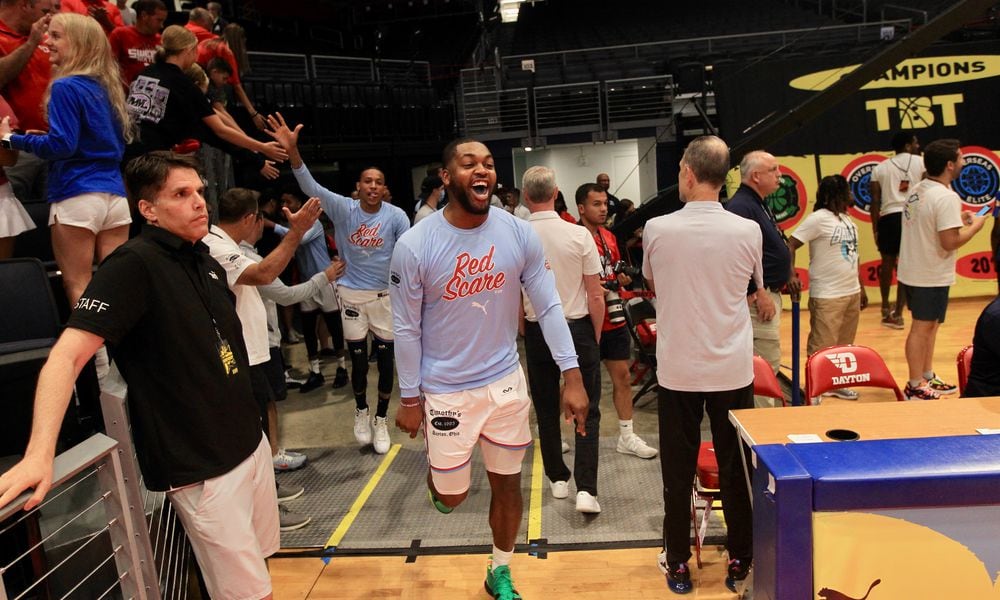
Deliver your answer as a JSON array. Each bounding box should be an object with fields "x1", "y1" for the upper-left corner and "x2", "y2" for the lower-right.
[{"x1": 274, "y1": 337, "x2": 730, "y2": 553}]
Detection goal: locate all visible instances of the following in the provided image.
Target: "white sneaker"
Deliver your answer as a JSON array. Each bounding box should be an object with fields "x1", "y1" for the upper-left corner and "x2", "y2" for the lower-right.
[
  {"x1": 550, "y1": 480, "x2": 569, "y2": 499},
  {"x1": 273, "y1": 448, "x2": 307, "y2": 471},
  {"x1": 372, "y1": 416, "x2": 391, "y2": 454},
  {"x1": 354, "y1": 408, "x2": 373, "y2": 445},
  {"x1": 575, "y1": 491, "x2": 601, "y2": 513},
  {"x1": 822, "y1": 388, "x2": 859, "y2": 400},
  {"x1": 616, "y1": 433, "x2": 658, "y2": 459},
  {"x1": 561, "y1": 440, "x2": 570, "y2": 454}
]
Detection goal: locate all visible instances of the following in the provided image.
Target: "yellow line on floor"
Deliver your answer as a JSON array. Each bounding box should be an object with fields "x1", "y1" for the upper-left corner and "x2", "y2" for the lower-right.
[
  {"x1": 325, "y1": 444, "x2": 401, "y2": 549},
  {"x1": 527, "y1": 438, "x2": 543, "y2": 541}
]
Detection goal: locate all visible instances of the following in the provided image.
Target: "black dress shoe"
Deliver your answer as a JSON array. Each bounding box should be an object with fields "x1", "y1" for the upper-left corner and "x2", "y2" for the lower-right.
[{"x1": 300, "y1": 372, "x2": 325, "y2": 393}]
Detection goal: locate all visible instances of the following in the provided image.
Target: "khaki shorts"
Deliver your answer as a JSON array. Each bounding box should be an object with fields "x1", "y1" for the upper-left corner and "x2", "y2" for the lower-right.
[
  {"x1": 749, "y1": 289, "x2": 782, "y2": 373},
  {"x1": 807, "y1": 293, "x2": 861, "y2": 356},
  {"x1": 167, "y1": 434, "x2": 279, "y2": 600},
  {"x1": 423, "y1": 366, "x2": 532, "y2": 495},
  {"x1": 48, "y1": 192, "x2": 131, "y2": 234},
  {"x1": 338, "y1": 286, "x2": 393, "y2": 341}
]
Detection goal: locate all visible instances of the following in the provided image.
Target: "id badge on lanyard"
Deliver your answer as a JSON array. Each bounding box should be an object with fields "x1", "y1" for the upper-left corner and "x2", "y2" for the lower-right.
[{"x1": 215, "y1": 325, "x2": 239, "y2": 376}]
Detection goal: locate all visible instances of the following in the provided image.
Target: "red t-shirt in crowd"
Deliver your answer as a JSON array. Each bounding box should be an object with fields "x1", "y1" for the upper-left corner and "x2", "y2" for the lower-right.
[
  {"x1": 559, "y1": 211, "x2": 577, "y2": 224},
  {"x1": 109, "y1": 26, "x2": 160, "y2": 84},
  {"x1": 592, "y1": 225, "x2": 626, "y2": 332},
  {"x1": 196, "y1": 37, "x2": 241, "y2": 86},
  {"x1": 61, "y1": 0, "x2": 124, "y2": 32},
  {"x1": 184, "y1": 22, "x2": 215, "y2": 43},
  {"x1": 0, "y1": 19, "x2": 50, "y2": 132}
]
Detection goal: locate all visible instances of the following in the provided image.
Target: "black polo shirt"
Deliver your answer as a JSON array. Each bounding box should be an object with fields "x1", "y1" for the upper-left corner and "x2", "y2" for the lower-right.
[
  {"x1": 725, "y1": 183, "x2": 792, "y2": 292},
  {"x1": 68, "y1": 225, "x2": 261, "y2": 491}
]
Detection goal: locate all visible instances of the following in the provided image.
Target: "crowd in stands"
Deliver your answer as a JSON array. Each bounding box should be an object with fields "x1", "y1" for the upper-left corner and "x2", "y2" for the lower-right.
[{"x1": 0, "y1": 2, "x2": 998, "y2": 598}]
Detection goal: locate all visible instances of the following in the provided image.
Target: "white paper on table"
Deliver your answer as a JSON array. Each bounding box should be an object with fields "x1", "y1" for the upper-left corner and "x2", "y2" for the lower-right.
[
  {"x1": 976, "y1": 428, "x2": 1000, "y2": 435},
  {"x1": 787, "y1": 433, "x2": 824, "y2": 443}
]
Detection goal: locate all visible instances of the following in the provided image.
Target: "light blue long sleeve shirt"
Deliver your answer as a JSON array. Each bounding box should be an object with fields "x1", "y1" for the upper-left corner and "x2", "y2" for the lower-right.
[
  {"x1": 292, "y1": 162, "x2": 409, "y2": 291},
  {"x1": 389, "y1": 207, "x2": 578, "y2": 397},
  {"x1": 273, "y1": 221, "x2": 329, "y2": 279}
]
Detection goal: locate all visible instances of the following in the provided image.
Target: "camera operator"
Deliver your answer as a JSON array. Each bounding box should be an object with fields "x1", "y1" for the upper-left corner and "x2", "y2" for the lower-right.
[{"x1": 577, "y1": 183, "x2": 657, "y2": 460}]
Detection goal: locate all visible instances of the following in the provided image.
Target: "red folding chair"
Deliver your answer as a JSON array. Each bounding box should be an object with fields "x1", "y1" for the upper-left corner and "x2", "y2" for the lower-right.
[
  {"x1": 691, "y1": 441, "x2": 719, "y2": 568},
  {"x1": 753, "y1": 354, "x2": 785, "y2": 406},
  {"x1": 957, "y1": 345, "x2": 973, "y2": 396},
  {"x1": 805, "y1": 344, "x2": 904, "y2": 403},
  {"x1": 692, "y1": 355, "x2": 783, "y2": 567}
]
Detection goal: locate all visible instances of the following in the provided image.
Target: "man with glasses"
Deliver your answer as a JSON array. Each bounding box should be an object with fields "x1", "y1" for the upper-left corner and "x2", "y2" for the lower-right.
[{"x1": 726, "y1": 150, "x2": 787, "y2": 378}]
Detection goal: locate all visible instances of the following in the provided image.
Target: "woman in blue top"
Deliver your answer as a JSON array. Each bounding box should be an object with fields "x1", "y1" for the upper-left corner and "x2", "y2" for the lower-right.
[{"x1": 0, "y1": 13, "x2": 132, "y2": 305}]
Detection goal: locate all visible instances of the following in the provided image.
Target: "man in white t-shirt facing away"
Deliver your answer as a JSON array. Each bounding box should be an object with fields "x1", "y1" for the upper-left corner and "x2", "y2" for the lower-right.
[
  {"x1": 898, "y1": 139, "x2": 986, "y2": 400},
  {"x1": 642, "y1": 135, "x2": 760, "y2": 595},
  {"x1": 391, "y1": 139, "x2": 588, "y2": 600},
  {"x1": 870, "y1": 132, "x2": 924, "y2": 329}
]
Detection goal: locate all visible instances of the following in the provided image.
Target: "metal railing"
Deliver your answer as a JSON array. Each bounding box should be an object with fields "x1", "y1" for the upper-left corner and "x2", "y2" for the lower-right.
[
  {"x1": 0, "y1": 384, "x2": 200, "y2": 600},
  {"x1": 458, "y1": 75, "x2": 675, "y2": 139},
  {"x1": 100, "y1": 388, "x2": 192, "y2": 600},
  {"x1": 244, "y1": 51, "x2": 433, "y2": 85},
  {"x1": 882, "y1": 3, "x2": 929, "y2": 25},
  {"x1": 501, "y1": 19, "x2": 911, "y2": 74},
  {"x1": 311, "y1": 54, "x2": 375, "y2": 82},
  {"x1": 605, "y1": 75, "x2": 674, "y2": 130},
  {"x1": 0, "y1": 434, "x2": 151, "y2": 600},
  {"x1": 462, "y1": 87, "x2": 530, "y2": 139},
  {"x1": 246, "y1": 51, "x2": 310, "y2": 82},
  {"x1": 534, "y1": 81, "x2": 602, "y2": 135}
]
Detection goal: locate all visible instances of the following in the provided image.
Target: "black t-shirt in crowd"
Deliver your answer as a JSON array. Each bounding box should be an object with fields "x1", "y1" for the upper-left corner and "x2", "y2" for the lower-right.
[
  {"x1": 67, "y1": 225, "x2": 262, "y2": 491},
  {"x1": 126, "y1": 61, "x2": 215, "y2": 154}
]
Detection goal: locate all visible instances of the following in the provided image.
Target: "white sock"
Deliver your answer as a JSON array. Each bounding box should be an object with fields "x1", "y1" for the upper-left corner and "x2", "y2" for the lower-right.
[
  {"x1": 909, "y1": 378, "x2": 922, "y2": 388},
  {"x1": 619, "y1": 419, "x2": 633, "y2": 437},
  {"x1": 923, "y1": 371, "x2": 935, "y2": 381},
  {"x1": 338, "y1": 356, "x2": 346, "y2": 369},
  {"x1": 492, "y1": 545, "x2": 514, "y2": 567},
  {"x1": 310, "y1": 358, "x2": 321, "y2": 374}
]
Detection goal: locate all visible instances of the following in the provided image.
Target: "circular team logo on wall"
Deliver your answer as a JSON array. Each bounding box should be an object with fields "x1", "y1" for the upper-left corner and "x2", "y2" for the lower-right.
[
  {"x1": 952, "y1": 146, "x2": 1000, "y2": 209},
  {"x1": 764, "y1": 165, "x2": 808, "y2": 230},
  {"x1": 841, "y1": 154, "x2": 886, "y2": 223}
]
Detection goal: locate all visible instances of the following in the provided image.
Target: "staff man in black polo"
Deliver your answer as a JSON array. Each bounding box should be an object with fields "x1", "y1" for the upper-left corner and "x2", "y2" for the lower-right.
[
  {"x1": 725, "y1": 150, "x2": 784, "y2": 375},
  {"x1": 0, "y1": 152, "x2": 312, "y2": 600}
]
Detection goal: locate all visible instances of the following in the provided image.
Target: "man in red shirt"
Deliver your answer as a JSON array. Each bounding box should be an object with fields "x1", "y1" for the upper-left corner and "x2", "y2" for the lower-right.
[
  {"x1": 186, "y1": 8, "x2": 266, "y2": 130},
  {"x1": 61, "y1": 0, "x2": 123, "y2": 33},
  {"x1": 183, "y1": 7, "x2": 214, "y2": 42},
  {"x1": 109, "y1": 0, "x2": 166, "y2": 85},
  {"x1": 0, "y1": 0, "x2": 53, "y2": 202},
  {"x1": 576, "y1": 183, "x2": 659, "y2": 460}
]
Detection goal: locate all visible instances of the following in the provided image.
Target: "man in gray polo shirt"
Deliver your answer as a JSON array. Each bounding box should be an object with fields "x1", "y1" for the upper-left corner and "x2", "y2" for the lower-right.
[
  {"x1": 643, "y1": 136, "x2": 761, "y2": 595},
  {"x1": 521, "y1": 165, "x2": 606, "y2": 514}
]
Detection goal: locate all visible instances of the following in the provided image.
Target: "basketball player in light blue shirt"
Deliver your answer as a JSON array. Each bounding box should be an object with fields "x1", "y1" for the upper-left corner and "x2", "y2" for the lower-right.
[
  {"x1": 390, "y1": 139, "x2": 588, "y2": 600},
  {"x1": 268, "y1": 113, "x2": 410, "y2": 455}
]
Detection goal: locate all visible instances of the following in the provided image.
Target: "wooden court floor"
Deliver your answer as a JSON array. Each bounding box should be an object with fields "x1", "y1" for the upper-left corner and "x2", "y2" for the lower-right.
[{"x1": 270, "y1": 296, "x2": 993, "y2": 599}]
